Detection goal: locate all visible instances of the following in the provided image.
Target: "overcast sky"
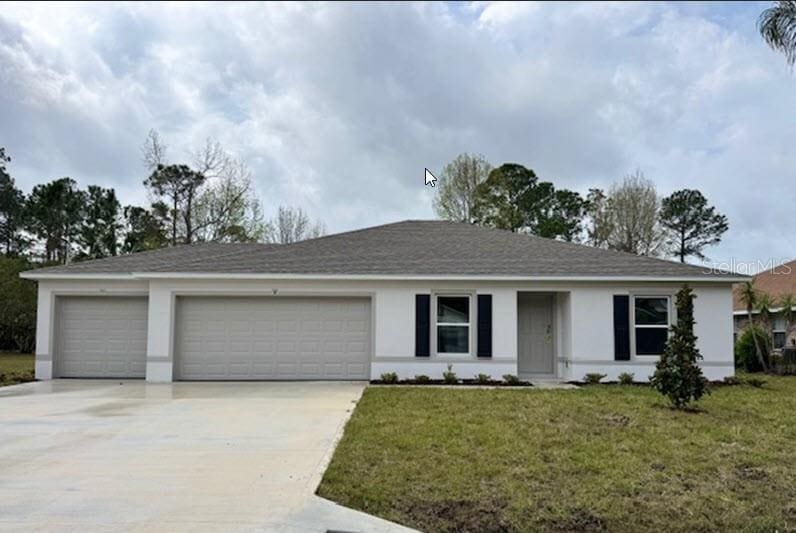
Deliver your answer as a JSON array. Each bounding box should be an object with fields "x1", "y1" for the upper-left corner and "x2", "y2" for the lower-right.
[{"x1": 1, "y1": 1, "x2": 794, "y2": 271}]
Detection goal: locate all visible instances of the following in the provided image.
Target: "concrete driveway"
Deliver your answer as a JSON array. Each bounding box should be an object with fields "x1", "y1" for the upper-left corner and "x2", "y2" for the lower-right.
[{"x1": 0, "y1": 380, "x2": 414, "y2": 532}]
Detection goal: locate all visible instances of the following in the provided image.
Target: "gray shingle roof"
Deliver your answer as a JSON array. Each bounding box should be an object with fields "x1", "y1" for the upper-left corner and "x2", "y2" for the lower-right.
[{"x1": 25, "y1": 220, "x2": 742, "y2": 280}]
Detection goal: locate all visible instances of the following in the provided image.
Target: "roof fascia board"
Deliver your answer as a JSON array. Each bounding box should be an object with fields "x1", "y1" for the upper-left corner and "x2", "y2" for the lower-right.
[
  {"x1": 135, "y1": 272, "x2": 749, "y2": 282},
  {"x1": 21, "y1": 272, "x2": 749, "y2": 283},
  {"x1": 20, "y1": 272, "x2": 137, "y2": 280}
]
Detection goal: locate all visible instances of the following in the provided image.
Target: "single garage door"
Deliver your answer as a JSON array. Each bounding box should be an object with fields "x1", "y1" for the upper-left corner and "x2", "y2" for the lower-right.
[
  {"x1": 175, "y1": 296, "x2": 371, "y2": 380},
  {"x1": 55, "y1": 296, "x2": 148, "y2": 378}
]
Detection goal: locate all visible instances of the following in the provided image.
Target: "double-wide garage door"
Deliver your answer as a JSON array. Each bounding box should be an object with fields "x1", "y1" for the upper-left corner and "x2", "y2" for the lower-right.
[
  {"x1": 175, "y1": 296, "x2": 371, "y2": 380},
  {"x1": 55, "y1": 296, "x2": 148, "y2": 378}
]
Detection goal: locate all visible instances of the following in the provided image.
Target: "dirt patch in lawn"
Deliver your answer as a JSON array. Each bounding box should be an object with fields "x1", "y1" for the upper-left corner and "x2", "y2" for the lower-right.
[{"x1": 401, "y1": 497, "x2": 510, "y2": 533}]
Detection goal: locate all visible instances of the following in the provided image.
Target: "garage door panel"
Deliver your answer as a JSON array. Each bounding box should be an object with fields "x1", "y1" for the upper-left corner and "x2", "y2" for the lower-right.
[
  {"x1": 176, "y1": 297, "x2": 370, "y2": 380},
  {"x1": 56, "y1": 297, "x2": 148, "y2": 379}
]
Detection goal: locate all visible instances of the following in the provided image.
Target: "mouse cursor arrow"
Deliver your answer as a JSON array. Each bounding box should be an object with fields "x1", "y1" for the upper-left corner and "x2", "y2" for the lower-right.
[{"x1": 425, "y1": 168, "x2": 437, "y2": 187}]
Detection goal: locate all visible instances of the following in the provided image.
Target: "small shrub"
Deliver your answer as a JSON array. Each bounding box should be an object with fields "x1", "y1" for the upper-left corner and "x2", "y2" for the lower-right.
[
  {"x1": 745, "y1": 377, "x2": 767, "y2": 388},
  {"x1": 475, "y1": 373, "x2": 491, "y2": 384},
  {"x1": 442, "y1": 364, "x2": 458, "y2": 385},
  {"x1": 734, "y1": 325, "x2": 770, "y2": 373},
  {"x1": 723, "y1": 375, "x2": 742, "y2": 386},
  {"x1": 414, "y1": 374, "x2": 430, "y2": 384},
  {"x1": 502, "y1": 374, "x2": 520, "y2": 385},
  {"x1": 583, "y1": 372, "x2": 607, "y2": 385},
  {"x1": 380, "y1": 372, "x2": 398, "y2": 384},
  {"x1": 617, "y1": 372, "x2": 634, "y2": 385}
]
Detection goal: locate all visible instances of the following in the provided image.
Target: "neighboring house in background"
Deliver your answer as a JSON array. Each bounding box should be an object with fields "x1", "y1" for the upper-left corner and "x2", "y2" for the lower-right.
[
  {"x1": 21, "y1": 221, "x2": 746, "y2": 383},
  {"x1": 733, "y1": 260, "x2": 796, "y2": 351}
]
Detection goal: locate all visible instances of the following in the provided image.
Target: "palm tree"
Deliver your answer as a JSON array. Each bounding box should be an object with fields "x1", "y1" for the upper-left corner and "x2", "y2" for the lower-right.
[
  {"x1": 738, "y1": 281, "x2": 768, "y2": 372},
  {"x1": 759, "y1": 1, "x2": 796, "y2": 66},
  {"x1": 757, "y1": 293, "x2": 775, "y2": 354},
  {"x1": 779, "y1": 293, "x2": 796, "y2": 348}
]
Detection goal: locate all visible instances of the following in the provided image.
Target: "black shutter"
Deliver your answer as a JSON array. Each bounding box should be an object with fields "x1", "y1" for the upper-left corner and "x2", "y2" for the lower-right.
[
  {"x1": 415, "y1": 294, "x2": 431, "y2": 357},
  {"x1": 613, "y1": 295, "x2": 631, "y2": 361},
  {"x1": 477, "y1": 294, "x2": 492, "y2": 358}
]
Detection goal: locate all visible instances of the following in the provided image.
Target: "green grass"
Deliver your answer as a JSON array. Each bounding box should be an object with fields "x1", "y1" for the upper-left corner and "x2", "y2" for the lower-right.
[
  {"x1": 318, "y1": 377, "x2": 796, "y2": 532},
  {"x1": 0, "y1": 352, "x2": 35, "y2": 386}
]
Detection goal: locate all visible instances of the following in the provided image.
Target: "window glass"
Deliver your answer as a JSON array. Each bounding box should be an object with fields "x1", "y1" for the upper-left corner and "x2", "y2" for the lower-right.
[
  {"x1": 437, "y1": 297, "x2": 469, "y2": 324},
  {"x1": 437, "y1": 296, "x2": 470, "y2": 353},
  {"x1": 636, "y1": 328, "x2": 669, "y2": 355},
  {"x1": 438, "y1": 326, "x2": 469, "y2": 353},
  {"x1": 634, "y1": 296, "x2": 670, "y2": 356},
  {"x1": 774, "y1": 332, "x2": 787, "y2": 350},
  {"x1": 634, "y1": 297, "x2": 669, "y2": 325}
]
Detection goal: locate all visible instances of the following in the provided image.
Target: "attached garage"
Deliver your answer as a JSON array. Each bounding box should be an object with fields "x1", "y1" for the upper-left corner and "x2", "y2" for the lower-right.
[
  {"x1": 54, "y1": 296, "x2": 148, "y2": 378},
  {"x1": 174, "y1": 296, "x2": 371, "y2": 380}
]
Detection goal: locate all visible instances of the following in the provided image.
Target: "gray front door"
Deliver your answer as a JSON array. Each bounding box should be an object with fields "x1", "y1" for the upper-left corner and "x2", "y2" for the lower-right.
[{"x1": 518, "y1": 294, "x2": 554, "y2": 375}]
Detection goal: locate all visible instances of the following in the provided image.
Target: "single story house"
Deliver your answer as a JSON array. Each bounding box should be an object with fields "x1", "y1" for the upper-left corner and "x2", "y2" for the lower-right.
[
  {"x1": 733, "y1": 259, "x2": 796, "y2": 350},
  {"x1": 21, "y1": 220, "x2": 745, "y2": 383}
]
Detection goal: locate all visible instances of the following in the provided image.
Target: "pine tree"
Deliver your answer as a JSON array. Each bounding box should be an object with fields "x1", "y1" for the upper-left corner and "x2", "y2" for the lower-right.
[{"x1": 650, "y1": 285, "x2": 709, "y2": 409}]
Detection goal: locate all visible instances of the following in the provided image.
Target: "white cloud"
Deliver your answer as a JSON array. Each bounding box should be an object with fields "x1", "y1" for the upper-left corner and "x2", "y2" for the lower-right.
[{"x1": 0, "y1": 1, "x2": 793, "y2": 265}]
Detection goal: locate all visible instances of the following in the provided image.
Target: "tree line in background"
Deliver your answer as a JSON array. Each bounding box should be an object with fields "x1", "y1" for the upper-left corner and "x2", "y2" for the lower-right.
[
  {"x1": 0, "y1": 136, "x2": 326, "y2": 352},
  {"x1": 0, "y1": 133, "x2": 326, "y2": 265},
  {"x1": 432, "y1": 153, "x2": 729, "y2": 264}
]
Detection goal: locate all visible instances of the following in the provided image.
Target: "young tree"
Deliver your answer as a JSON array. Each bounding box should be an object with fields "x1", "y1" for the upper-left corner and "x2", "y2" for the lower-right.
[
  {"x1": 266, "y1": 206, "x2": 325, "y2": 244},
  {"x1": 660, "y1": 189, "x2": 728, "y2": 263},
  {"x1": 26, "y1": 178, "x2": 86, "y2": 263},
  {"x1": 0, "y1": 149, "x2": 28, "y2": 256},
  {"x1": 738, "y1": 281, "x2": 768, "y2": 372},
  {"x1": 78, "y1": 186, "x2": 122, "y2": 260},
  {"x1": 433, "y1": 153, "x2": 491, "y2": 223},
  {"x1": 604, "y1": 171, "x2": 664, "y2": 256},
  {"x1": 650, "y1": 285, "x2": 709, "y2": 409},
  {"x1": 759, "y1": 1, "x2": 796, "y2": 66},
  {"x1": 144, "y1": 164, "x2": 206, "y2": 245},
  {"x1": 473, "y1": 163, "x2": 587, "y2": 240},
  {"x1": 122, "y1": 205, "x2": 169, "y2": 253}
]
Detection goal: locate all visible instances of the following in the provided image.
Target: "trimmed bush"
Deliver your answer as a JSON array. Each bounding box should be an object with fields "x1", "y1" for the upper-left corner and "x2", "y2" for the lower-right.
[
  {"x1": 413, "y1": 374, "x2": 430, "y2": 384},
  {"x1": 380, "y1": 372, "x2": 398, "y2": 384},
  {"x1": 442, "y1": 364, "x2": 458, "y2": 385},
  {"x1": 618, "y1": 372, "x2": 634, "y2": 385},
  {"x1": 502, "y1": 374, "x2": 520, "y2": 385},
  {"x1": 583, "y1": 373, "x2": 607, "y2": 385},
  {"x1": 475, "y1": 373, "x2": 491, "y2": 384}
]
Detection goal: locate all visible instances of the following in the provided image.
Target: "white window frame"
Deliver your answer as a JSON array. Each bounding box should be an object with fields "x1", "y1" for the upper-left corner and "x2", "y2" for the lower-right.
[
  {"x1": 631, "y1": 294, "x2": 672, "y2": 358},
  {"x1": 433, "y1": 293, "x2": 473, "y2": 357},
  {"x1": 773, "y1": 316, "x2": 787, "y2": 350}
]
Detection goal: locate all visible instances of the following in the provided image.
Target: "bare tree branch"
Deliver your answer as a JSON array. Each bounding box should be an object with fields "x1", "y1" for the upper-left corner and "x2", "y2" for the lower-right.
[{"x1": 141, "y1": 129, "x2": 167, "y2": 170}]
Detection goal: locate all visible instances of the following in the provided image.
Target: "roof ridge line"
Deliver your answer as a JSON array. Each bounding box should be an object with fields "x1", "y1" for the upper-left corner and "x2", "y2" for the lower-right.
[{"x1": 272, "y1": 219, "x2": 415, "y2": 249}]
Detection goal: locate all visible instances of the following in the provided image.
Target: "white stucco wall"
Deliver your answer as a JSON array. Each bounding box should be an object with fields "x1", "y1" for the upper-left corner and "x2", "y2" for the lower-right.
[
  {"x1": 32, "y1": 277, "x2": 735, "y2": 383},
  {"x1": 563, "y1": 283, "x2": 734, "y2": 382}
]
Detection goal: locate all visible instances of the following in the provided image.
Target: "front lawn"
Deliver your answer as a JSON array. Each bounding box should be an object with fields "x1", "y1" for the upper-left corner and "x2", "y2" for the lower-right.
[
  {"x1": 318, "y1": 377, "x2": 796, "y2": 532},
  {"x1": 0, "y1": 352, "x2": 35, "y2": 386}
]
